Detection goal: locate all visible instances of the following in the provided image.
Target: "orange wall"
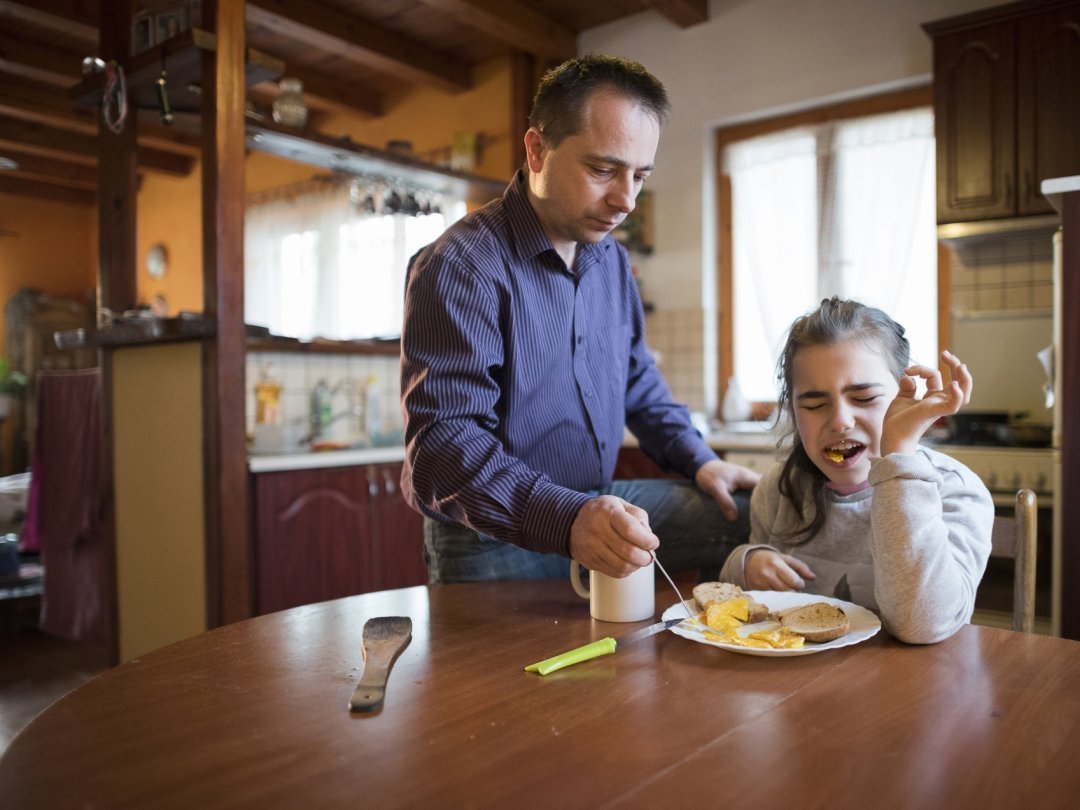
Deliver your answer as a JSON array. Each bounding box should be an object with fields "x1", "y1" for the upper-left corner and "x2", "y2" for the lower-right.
[{"x1": 0, "y1": 193, "x2": 97, "y2": 359}]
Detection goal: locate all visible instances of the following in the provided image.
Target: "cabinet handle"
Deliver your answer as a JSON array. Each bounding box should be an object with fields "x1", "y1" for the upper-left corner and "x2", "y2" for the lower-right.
[
  {"x1": 381, "y1": 468, "x2": 396, "y2": 496},
  {"x1": 367, "y1": 467, "x2": 379, "y2": 497}
]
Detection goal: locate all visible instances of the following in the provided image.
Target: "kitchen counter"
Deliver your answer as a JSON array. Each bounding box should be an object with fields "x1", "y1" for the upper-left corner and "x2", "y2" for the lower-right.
[
  {"x1": 624, "y1": 422, "x2": 784, "y2": 454},
  {"x1": 249, "y1": 444, "x2": 406, "y2": 473},
  {"x1": 249, "y1": 422, "x2": 784, "y2": 474}
]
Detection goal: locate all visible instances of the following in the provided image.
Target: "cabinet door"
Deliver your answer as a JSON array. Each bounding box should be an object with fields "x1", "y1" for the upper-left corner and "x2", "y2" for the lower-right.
[
  {"x1": 368, "y1": 462, "x2": 428, "y2": 590},
  {"x1": 933, "y1": 22, "x2": 1017, "y2": 222},
  {"x1": 1017, "y1": 4, "x2": 1080, "y2": 216},
  {"x1": 253, "y1": 467, "x2": 374, "y2": 614}
]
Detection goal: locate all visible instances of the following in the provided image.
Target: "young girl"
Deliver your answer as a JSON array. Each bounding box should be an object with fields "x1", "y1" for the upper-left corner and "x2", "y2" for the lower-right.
[{"x1": 719, "y1": 297, "x2": 994, "y2": 643}]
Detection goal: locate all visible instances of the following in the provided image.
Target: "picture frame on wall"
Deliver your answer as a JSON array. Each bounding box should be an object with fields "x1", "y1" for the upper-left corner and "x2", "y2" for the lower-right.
[
  {"x1": 155, "y1": 6, "x2": 190, "y2": 43},
  {"x1": 131, "y1": 12, "x2": 155, "y2": 55}
]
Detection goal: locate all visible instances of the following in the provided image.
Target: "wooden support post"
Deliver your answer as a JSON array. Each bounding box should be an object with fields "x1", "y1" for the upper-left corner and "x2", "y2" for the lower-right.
[{"x1": 201, "y1": 0, "x2": 251, "y2": 626}]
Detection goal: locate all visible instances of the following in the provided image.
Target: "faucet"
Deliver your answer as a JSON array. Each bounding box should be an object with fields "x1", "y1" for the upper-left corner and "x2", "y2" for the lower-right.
[{"x1": 305, "y1": 377, "x2": 365, "y2": 443}]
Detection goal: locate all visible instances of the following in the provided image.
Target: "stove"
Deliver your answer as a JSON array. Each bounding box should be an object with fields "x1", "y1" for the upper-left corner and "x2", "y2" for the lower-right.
[{"x1": 933, "y1": 444, "x2": 1055, "y2": 507}]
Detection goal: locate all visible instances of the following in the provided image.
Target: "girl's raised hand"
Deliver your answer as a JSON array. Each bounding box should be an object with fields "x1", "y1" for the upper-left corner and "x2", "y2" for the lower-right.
[{"x1": 881, "y1": 350, "x2": 972, "y2": 456}]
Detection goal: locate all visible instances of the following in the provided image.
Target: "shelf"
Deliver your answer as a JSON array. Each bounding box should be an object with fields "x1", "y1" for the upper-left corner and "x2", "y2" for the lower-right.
[
  {"x1": 54, "y1": 315, "x2": 217, "y2": 350},
  {"x1": 246, "y1": 120, "x2": 508, "y2": 205},
  {"x1": 70, "y1": 28, "x2": 284, "y2": 115}
]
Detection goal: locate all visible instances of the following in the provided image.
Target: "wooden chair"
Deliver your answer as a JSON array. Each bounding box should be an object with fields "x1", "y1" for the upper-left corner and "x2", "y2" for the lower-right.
[{"x1": 1013, "y1": 489, "x2": 1038, "y2": 633}]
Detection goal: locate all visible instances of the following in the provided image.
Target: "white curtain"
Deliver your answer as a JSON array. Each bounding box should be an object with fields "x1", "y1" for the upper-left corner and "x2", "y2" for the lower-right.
[
  {"x1": 724, "y1": 107, "x2": 936, "y2": 401},
  {"x1": 245, "y1": 184, "x2": 457, "y2": 340}
]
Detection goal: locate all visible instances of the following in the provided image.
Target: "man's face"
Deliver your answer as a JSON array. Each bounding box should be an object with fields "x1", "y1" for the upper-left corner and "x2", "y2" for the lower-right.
[{"x1": 525, "y1": 90, "x2": 660, "y2": 264}]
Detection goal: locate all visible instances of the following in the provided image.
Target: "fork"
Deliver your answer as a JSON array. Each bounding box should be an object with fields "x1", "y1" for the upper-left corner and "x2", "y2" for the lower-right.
[{"x1": 651, "y1": 552, "x2": 700, "y2": 625}]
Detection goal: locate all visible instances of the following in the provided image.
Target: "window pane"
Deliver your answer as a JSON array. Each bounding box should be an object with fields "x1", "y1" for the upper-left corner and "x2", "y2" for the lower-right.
[
  {"x1": 726, "y1": 130, "x2": 818, "y2": 401},
  {"x1": 832, "y1": 108, "x2": 937, "y2": 366}
]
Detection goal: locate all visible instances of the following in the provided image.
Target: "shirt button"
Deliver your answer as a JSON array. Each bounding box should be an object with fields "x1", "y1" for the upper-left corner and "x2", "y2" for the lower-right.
[
  {"x1": 585, "y1": 390, "x2": 592, "y2": 397},
  {"x1": 601, "y1": 442, "x2": 607, "y2": 450},
  {"x1": 577, "y1": 335, "x2": 583, "y2": 344}
]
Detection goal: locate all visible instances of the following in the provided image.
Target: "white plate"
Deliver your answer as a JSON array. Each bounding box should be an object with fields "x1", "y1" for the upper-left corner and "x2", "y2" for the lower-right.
[{"x1": 662, "y1": 590, "x2": 881, "y2": 657}]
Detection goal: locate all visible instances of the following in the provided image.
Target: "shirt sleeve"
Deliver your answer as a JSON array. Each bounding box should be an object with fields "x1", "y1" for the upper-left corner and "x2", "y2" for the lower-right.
[
  {"x1": 400, "y1": 252, "x2": 589, "y2": 556},
  {"x1": 867, "y1": 451, "x2": 994, "y2": 644}
]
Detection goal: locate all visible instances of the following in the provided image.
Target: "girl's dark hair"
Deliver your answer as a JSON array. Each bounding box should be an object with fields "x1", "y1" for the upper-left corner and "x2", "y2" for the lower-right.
[
  {"x1": 528, "y1": 54, "x2": 670, "y2": 147},
  {"x1": 775, "y1": 297, "x2": 910, "y2": 543}
]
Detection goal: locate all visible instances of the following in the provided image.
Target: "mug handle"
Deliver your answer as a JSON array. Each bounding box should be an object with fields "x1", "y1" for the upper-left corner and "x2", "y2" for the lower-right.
[{"x1": 570, "y1": 560, "x2": 589, "y2": 600}]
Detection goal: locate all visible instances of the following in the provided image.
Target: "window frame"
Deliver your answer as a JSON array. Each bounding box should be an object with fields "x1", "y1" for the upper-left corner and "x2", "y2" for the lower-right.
[{"x1": 714, "y1": 85, "x2": 951, "y2": 418}]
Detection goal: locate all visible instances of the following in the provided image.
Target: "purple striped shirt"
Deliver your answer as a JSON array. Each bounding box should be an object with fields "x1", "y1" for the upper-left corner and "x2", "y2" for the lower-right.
[{"x1": 400, "y1": 171, "x2": 718, "y2": 556}]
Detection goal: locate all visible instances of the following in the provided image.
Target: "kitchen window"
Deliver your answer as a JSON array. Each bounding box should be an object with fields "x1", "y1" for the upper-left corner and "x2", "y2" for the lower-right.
[
  {"x1": 717, "y1": 89, "x2": 938, "y2": 404},
  {"x1": 245, "y1": 181, "x2": 463, "y2": 340}
]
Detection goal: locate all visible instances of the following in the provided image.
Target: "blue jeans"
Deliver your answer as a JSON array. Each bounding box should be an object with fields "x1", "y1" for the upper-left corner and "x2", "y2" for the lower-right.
[{"x1": 422, "y1": 479, "x2": 751, "y2": 584}]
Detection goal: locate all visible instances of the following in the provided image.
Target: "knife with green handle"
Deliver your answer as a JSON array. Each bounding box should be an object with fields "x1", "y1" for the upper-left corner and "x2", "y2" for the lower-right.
[{"x1": 524, "y1": 617, "x2": 686, "y2": 676}]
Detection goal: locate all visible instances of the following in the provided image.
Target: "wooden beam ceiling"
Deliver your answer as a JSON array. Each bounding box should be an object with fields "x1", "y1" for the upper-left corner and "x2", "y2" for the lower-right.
[
  {"x1": 0, "y1": 114, "x2": 195, "y2": 175},
  {"x1": 650, "y1": 0, "x2": 710, "y2": 29},
  {"x1": 245, "y1": 0, "x2": 472, "y2": 93},
  {"x1": 412, "y1": 0, "x2": 576, "y2": 62},
  {"x1": 0, "y1": 0, "x2": 700, "y2": 203}
]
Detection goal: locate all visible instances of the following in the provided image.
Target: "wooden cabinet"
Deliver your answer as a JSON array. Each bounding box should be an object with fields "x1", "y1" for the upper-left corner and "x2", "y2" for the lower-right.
[
  {"x1": 614, "y1": 447, "x2": 680, "y2": 480},
  {"x1": 926, "y1": 1, "x2": 1080, "y2": 223},
  {"x1": 251, "y1": 462, "x2": 425, "y2": 614}
]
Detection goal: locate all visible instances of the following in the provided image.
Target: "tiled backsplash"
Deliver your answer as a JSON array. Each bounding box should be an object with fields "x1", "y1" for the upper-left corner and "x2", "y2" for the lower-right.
[
  {"x1": 644, "y1": 307, "x2": 705, "y2": 412},
  {"x1": 246, "y1": 351, "x2": 402, "y2": 446},
  {"x1": 948, "y1": 232, "x2": 1054, "y2": 313}
]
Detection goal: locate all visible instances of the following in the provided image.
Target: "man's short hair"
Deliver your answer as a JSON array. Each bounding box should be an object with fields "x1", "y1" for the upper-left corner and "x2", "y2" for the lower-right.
[{"x1": 528, "y1": 54, "x2": 670, "y2": 147}]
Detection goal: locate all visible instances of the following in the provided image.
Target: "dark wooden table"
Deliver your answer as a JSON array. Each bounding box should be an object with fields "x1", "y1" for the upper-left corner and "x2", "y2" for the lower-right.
[{"x1": 2, "y1": 579, "x2": 1078, "y2": 808}]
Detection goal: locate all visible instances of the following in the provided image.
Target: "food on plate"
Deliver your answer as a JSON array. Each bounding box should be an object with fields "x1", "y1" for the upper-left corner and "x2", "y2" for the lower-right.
[
  {"x1": 699, "y1": 596, "x2": 805, "y2": 650},
  {"x1": 703, "y1": 597, "x2": 748, "y2": 633},
  {"x1": 692, "y1": 582, "x2": 770, "y2": 623},
  {"x1": 777, "y1": 602, "x2": 850, "y2": 642}
]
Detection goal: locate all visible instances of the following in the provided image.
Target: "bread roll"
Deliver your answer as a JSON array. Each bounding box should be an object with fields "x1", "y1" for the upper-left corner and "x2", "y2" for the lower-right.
[{"x1": 777, "y1": 602, "x2": 850, "y2": 642}]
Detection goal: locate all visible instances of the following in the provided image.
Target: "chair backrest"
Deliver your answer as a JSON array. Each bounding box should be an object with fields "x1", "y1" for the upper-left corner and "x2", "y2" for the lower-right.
[{"x1": 1013, "y1": 489, "x2": 1038, "y2": 633}]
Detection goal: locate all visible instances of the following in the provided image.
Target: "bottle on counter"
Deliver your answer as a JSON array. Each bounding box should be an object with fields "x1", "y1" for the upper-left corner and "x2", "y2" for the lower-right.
[
  {"x1": 311, "y1": 378, "x2": 332, "y2": 438},
  {"x1": 254, "y1": 364, "x2": 282, "y2": 426},
  {"x1": 364, "y1": 375, "x2": 382, "y2": 442}
]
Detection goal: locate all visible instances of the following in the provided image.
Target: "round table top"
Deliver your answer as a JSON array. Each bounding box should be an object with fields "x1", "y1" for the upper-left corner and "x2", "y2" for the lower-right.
[{"x1": 2, "y1": 579, "x2": 1079, "y2": 808}]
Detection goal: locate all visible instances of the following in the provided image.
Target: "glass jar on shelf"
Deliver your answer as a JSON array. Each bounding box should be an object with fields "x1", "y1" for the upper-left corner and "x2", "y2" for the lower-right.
[{"x1": 272, "y1": 77, "x2": 308, "y2": 129}]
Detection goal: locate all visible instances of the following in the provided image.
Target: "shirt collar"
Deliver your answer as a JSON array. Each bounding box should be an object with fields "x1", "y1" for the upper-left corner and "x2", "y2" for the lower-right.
[{"x1": 504, "y1": 169, "x2": 612, "y2": 274}]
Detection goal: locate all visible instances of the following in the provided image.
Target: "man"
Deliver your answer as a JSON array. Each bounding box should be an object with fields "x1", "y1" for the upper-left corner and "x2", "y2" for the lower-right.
[{"x1": 401, "y1": 54, "x2": 758, "y2": 583}]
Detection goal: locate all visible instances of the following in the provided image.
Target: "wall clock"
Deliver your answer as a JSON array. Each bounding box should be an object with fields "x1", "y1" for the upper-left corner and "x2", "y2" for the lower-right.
[{"x1": 147, "y1": 243, "x2": 168, "y2": 279}]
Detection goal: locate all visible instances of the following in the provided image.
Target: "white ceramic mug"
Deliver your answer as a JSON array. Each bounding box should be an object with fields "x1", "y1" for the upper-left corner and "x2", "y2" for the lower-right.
[{"x1": 570, "y1": 560, "x2": 655, "y2": 622}]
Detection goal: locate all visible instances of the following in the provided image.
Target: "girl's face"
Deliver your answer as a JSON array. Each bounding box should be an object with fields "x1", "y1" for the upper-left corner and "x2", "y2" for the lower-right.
[{"x1": 790, "y1": 338, "x2": 900, "y2": 487}]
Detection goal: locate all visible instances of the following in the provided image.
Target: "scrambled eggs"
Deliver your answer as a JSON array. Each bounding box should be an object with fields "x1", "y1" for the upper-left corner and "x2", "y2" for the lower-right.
[{"x1": 700, "y1": 597, "x2": 805, "y2": 650}]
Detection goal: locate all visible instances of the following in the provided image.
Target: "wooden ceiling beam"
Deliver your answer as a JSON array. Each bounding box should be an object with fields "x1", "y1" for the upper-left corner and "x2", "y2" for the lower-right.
[
  {"x1": 412, "y1": 0, "x2": 575, "y2": 61},
  {"x1": 0, "y1": 148, "x2": 97, "y2": 187},
  {"x1": 245, "y1": 0, "x2": 472, "y2": 93},
  {"x1": 0, "y1": 73, "x2": 202, "y2": 153},
  {"x1": 0, "y1": 0, "x2": 99, "y2": 44},
  {"x1": 649, "y1": 0, "x2": 709, "y2": 28},
  {"x1": 0, "y1": 30, "x2": 88, "y2": 85},
  {"x1": 0, "y1": 174, "x2": 95, "y2": 205},
  {"x1": 0, "y1": 114, "x2": 195, "y2": 175}
]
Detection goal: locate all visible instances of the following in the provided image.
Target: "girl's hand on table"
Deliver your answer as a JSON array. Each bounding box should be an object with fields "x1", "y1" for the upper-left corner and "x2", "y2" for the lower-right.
[{"x1": 744, "y1": 548, "x2": 816, "y2": 591}]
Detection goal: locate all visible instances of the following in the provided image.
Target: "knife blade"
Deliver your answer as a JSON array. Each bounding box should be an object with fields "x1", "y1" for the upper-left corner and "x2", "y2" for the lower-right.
[{"x1": 524, "y1": 617, "x2": 686, "y2": 676}]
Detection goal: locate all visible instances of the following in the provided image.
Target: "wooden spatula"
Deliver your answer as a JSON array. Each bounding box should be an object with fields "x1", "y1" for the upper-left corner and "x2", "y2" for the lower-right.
[{"x1": 349, "y1": 616, "x2": 412, "y2": 712}]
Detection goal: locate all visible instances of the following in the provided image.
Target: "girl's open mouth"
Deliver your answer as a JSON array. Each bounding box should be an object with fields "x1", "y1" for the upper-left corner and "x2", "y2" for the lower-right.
[{"x1": 824, "y1": 441, "x2": 864, "y2": 465}]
